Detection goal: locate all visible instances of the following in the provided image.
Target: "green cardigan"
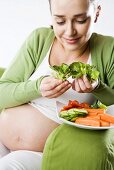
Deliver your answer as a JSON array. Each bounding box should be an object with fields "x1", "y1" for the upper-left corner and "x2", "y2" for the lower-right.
[
  {"x1": 0, "y1": 27, "x2": 114, "y2": 110},
  {"x1": 0, "y1": 67, "x2": 5, "y2": 77}
]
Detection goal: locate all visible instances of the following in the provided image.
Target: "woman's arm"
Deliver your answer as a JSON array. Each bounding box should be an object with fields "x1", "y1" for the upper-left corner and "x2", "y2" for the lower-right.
[
  {"x1": 0, "y1": 29, "x2": 47, "y2": 110},
  {"x1": 90, "y1": 33, "x2": 114, "y2": 106},
  {"x1": 92, "y1": 80, "x2": 114, "y2": 106}
]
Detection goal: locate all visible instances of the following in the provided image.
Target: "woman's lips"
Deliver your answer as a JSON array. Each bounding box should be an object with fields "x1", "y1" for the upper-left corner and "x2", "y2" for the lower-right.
[{"x1": 63, "y1": 37, "x2": 80, "y2": 44}]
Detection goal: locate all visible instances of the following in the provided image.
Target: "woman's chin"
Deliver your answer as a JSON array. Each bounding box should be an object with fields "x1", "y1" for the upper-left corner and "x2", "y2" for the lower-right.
[{"x1": 63, "y1": 43, "x2": 80, "y2": 51}]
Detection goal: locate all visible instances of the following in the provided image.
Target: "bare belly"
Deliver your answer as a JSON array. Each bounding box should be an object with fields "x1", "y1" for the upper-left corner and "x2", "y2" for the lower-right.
[{"x1": 0, "y1": 104, "x2": 59, "y2": 152}]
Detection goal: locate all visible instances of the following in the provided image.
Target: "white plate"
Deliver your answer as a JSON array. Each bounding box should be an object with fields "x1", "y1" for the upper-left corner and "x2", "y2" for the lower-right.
[{"x1": 56, "y1": 101, "x2": 114, "y2": 130}]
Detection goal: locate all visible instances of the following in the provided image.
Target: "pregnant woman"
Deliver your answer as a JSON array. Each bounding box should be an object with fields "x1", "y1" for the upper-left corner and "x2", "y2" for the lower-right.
[{"x1": 0, "y1": 0, "x2": 114, "y2": 169}]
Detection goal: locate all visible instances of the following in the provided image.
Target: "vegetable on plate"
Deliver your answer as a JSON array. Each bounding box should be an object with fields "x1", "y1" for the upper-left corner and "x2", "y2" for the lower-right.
[{"x1": 59, "y1": 100, "x2": 114, "y2": 127}]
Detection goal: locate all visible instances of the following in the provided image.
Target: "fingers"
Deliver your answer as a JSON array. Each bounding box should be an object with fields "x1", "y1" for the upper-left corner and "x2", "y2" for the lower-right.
[
  {"x1": 83, "y1": 75, "x2": 98, "y2": 91},
  {"x1": 40, "y1": 76, "x2": 71, "y2": 98},
  {"x1": 72, "y1": 75, "x2": 98, "y2": 93},
  {"x1": 47, "y1": 83, "x2": 71, "y2": 98},
  {"x1": 41, "y1": 76, "x2": 62, "y2": 84},
  {"x1": 83, "y1": 75, "x2": 92, "y2": 89},
  {"x1": 40, "y1": 75, "x2": 98, "y2": 98},
  {"x1": 91, "y1": 79, "x2": 99, "y2": 89},
  {"x1": 41, "y1": 78, "x2": 63, "y2": 91}
]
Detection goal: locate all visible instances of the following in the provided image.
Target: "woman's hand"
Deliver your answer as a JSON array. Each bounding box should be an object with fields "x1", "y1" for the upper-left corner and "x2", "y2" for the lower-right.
[
  {"x1": 40, "y1": 76, "x2": 71, "y2": 98},
  {"x1": 72, "y1": 75, "x2": 98, "y2": 93}
]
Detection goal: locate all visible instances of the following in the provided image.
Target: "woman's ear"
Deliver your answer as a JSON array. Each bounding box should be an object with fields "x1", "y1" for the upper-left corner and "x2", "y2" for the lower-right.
[{"x1": 94, "y1": 5, "x2": 101, "y2": 23}]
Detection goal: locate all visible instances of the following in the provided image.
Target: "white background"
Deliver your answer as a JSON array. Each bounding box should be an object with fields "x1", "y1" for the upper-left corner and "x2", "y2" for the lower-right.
[{"x1": 0, "y1": 0, "x2": 114, "y2": 67}]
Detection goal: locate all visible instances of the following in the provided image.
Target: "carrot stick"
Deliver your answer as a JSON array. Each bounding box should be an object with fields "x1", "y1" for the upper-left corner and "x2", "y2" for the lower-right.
[
  {"x1": 75, "y1": 117, "x2": 100, "y2": 127},
  {"x1": 100, "y1": 120, "x2": 110, "y2": 127},
  {"x1": 85, "y1": 108, "x2": 105, "y2": 116},
  {"x1": 86, "y1": 115, "x2": 100, "y2": 119},
  {"x1": 99, "y1": 113, "x2": 114, "y2": 123}
]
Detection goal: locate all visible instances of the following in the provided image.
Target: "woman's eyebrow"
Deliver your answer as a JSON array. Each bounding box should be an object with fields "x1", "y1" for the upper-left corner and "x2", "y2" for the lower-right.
[
  {"x1": 54, "y1": 13, "x2": 87, "y2": 18},
  {"x1": 53, "y1": 15, "x2": 65, "y2": 18},
  {"x1": 74, "y1": 13, "x2": 87, "y2": 17}
]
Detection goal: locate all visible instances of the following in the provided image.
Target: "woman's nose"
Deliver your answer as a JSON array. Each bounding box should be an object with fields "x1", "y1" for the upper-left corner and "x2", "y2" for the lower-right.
[{"x1": 65, "y1": 22, "x2": 77, "y2": 36}]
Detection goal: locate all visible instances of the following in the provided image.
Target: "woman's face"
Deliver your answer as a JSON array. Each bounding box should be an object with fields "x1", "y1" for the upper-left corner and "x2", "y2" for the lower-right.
[{"x1": 51, "y1": 0, "x2": 97, "y2": 51}]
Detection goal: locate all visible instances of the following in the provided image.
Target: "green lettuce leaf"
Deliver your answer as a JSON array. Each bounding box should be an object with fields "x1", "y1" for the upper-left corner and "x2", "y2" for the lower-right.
[
  {"x1": 50, "y1": 63, "x2": 71, "y2": 80},
  {"x1": 50, "y1": 62, "x2": 99, "y2": 81},
  {"x1": 70, "y1": 62, "x2": 99, "y2": 82}
]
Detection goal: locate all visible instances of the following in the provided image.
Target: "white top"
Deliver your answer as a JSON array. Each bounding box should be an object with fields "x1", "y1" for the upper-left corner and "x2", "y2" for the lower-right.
[{"x1": 29, "y1": 45, "x2": 95, "y2": 124}]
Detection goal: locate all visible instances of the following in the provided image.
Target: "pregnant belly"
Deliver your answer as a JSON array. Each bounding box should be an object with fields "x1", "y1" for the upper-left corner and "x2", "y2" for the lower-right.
[{"x1": 0, "y1": 104, "x2": 59, "y2": 152}]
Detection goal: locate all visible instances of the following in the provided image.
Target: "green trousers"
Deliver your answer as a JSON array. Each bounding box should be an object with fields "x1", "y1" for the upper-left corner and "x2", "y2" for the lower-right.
[{"x1": 42, "y1": 124, "x2": 114, "y2": 170}]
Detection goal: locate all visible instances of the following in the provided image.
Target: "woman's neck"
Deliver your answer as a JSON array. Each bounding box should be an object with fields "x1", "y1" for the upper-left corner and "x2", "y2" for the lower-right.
[
  {"x1": 60, "y1": 40, "x2": 89, "y2": 56},
  {"x1": 49, "y1": 39, "x2": 90, "y2": 66},
  {"x1": 58, "y1": 41, "x2": 90, "y2": 63}
]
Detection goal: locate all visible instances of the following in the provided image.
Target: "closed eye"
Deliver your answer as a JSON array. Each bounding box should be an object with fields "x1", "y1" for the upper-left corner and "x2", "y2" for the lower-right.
[
  {"x1": 56, "y1": 21, "x2": 65, "y2": 25},
  {"x1": 76, "y1": 18, "x2": 88, "y2": 24},
  {"x1": 56, "y1": 18, "x2": 88, "y2": 25}
]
